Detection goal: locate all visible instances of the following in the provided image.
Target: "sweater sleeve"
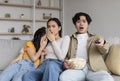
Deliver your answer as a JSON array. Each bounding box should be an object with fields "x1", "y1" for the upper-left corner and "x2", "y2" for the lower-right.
[{"x1": 51, "y1": 35, "x2": 70, "y2": 61}]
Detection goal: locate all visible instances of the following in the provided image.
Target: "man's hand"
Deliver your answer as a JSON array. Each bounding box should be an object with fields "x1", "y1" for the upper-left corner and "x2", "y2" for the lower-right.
[
  {"x1": 95, "y1": 36, "x2": 105, "y2": 47},
  {"x1": 63, "y1": 60, "x2": 76, "y2": 69}
]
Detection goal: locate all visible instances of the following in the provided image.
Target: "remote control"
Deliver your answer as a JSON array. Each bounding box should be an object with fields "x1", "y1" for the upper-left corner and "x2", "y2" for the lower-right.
[{"x1": 95, "y1": 40, "x2": 100, "y2": 44}]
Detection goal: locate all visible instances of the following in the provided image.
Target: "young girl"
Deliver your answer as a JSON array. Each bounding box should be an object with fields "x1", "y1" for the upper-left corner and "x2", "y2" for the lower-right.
[
  {"x1": 23, "y1": 18, "x2": 70, "y2": 81},
  {"x1": 0, "y1": 27, "x2": 48, "y2": 81}
]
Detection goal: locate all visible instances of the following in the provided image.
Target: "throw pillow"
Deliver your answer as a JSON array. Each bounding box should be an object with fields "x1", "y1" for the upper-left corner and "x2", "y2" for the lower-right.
[{"x1": 105, "y1": 44, "x2": 120, "y2": 75}]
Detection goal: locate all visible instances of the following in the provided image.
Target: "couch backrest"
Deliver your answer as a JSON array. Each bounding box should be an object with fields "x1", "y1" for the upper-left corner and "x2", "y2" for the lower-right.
[{"x1": 0, "y1": 39, "x2": 26, "y2": 71}]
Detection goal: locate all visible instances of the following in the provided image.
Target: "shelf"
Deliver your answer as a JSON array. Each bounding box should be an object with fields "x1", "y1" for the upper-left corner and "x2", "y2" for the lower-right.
[
  {"x1": 0, "y1": 2, "x2": 62, "y2": 10},
  {"x1": 0, "y1": 0, "x2": 62, "y2": 40},
  {"x1": 0, "y1": 32, "x2": 33, "y2": 35},
  {"x1": 0, "y1": 18, "x2": 32, "y2": 22},
  {"x1": 0, "y1": 2, "x2": 32, "y2": 8},
  {"x1": 0, "y1": 18, "x2": 48, "y2": 22},
  {"x1": 35, "y1": 19, "x2": 48, "y2": 22},
  {"x1": 36, "y1": 6, "x2": 62, "y2": 10}
]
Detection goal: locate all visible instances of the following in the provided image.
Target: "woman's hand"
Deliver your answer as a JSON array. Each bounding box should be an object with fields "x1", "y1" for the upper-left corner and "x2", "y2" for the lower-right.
[
  {"x1": 40, "y1": 48, "x2": 48, "y2": 63},
  {"x1": 42, "y1": 48, "x2": 48, "y2": 56},
  {"x1": 46, "y1": 30, "x2": 55, "y2": 42},
  {"x1": 40, "y1": 35, "x2": 48, "y2": 50}
]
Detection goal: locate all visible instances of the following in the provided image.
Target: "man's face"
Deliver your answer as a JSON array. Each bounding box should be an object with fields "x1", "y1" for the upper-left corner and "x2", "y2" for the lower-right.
[{"x1": 75, "y1": 16, "x2": 89, "y2": 34}]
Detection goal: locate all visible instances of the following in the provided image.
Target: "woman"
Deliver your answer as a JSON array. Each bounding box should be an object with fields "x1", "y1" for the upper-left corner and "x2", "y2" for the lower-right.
[
  {"x1": 23, "y1": 18, "x2": 70, "y2": 81},
  {"x1": 0, "y1": 27, "x2": 48, "y2": 81}
]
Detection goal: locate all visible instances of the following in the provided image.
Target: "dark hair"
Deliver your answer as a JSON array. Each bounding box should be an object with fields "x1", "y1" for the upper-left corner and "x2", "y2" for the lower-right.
[
  {"x1": 72, "y1": 12, "x2": 92, "y2": 25},
  {"x1": 32, "y1": 27, "x2": 46, "y2": 52},
  {"x1": 47, "y1": 18, "x2": 62, "y2": 37}
]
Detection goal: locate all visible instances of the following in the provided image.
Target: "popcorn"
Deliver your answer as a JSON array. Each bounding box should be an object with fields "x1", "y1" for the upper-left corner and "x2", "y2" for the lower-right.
[{"x1": 68, "y1": 58, "x2": 86, "y2": 69}]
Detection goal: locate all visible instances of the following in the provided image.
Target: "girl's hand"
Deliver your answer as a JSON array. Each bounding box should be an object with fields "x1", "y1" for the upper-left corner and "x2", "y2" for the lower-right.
[
  {"x1": 40, "y1": 35, "x2": 48, "y2": 50},
  {"x1": 40, "y1": 48, "x2": 48, "y2": 63},
  {"x1": 42, "y1": 48, "x2": 48, "y2": 56},
  {"x1": 46, "y1": 30, "x2": 55, "y2": 42}
]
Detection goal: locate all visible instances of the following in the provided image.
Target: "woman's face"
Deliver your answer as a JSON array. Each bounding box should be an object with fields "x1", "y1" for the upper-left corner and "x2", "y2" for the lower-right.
[
  {"x1": 47, "y1": 20, "x2": 61, "y2": 36},
  {"x1": 40, "y1": 34, "x2": 47, "y2": 42},
  {"x1": 75, "y1": 16, "x2": 89, "y2": 34}
]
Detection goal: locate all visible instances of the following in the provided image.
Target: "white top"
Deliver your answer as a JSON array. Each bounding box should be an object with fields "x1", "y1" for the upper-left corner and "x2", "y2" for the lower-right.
[
  {"x1": 76, "y1": 33, "x2": 89, "y2": 60},
  {"x1": 45, "y1": 35, "x2": 70, "y2": 61}
]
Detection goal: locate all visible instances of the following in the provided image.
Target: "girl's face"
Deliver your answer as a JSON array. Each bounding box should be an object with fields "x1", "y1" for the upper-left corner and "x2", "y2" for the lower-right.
[
  {"x1": 75, "y1": 16, "x2": 89, "y2": 34},
  {"x1": 47, "y1": 20, "x2": 61, "y2": 36},
  {"x1": 42, "y1": 34, "x2": 47, "y2": 40}
]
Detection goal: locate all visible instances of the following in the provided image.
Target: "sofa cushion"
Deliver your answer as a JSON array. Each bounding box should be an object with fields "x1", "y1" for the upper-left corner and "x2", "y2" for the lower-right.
[
  {"x1": 112, "y1": 75, "x2": 120, "y2": 81},
  {"x1": 106, "y1": 44, "x2": 120, "y2": 75},
  {"x1": 0, "y1": 39, "x2": 26, "y2": 70}
]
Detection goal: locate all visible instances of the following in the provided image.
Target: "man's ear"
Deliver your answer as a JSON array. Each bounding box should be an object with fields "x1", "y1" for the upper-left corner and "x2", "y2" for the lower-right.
[{"x1": 75, "y1": 26, "x2": 78, "y2": 31}]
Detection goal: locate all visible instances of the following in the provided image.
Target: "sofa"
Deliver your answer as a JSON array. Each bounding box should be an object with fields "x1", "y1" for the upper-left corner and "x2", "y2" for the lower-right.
[
  {"x1": 0, "y1": 38, "x2": 120, "y2": 81},
  {"x1": 0, "y1": 39, "x2": 26, "y2": 72}
]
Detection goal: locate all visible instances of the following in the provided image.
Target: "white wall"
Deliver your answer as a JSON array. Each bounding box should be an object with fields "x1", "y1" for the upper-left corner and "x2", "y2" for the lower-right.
[{"x1": 63, "y1": 0, "x2": 120, "y2": 39}]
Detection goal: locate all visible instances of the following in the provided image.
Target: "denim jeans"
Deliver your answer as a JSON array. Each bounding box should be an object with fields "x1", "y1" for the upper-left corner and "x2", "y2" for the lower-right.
[
  {"x1": 0, "y1": 59, "x2": 36, "y2": 81},
  {"x1": 23, "y1": 59, "x2": 63, "y2": 81},
  {"x1": 59, "y1": 65, "x2": 114, "y2": 81},
  {"x1": 59, "y1": 65, "x2": 89, "y2": 81},
  {"x1": 86, "y1": 70, "x2": 114, "y2": 81}
]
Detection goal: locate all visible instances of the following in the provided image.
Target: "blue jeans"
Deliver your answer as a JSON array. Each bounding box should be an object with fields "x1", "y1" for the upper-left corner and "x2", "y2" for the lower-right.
[
  {"x1": 59, "y1": 65, "x2": 114, "y2": 81},
  {"x1": 59, "y1": 65, "x2": 88, "y2": 81},
  {"x1": 23, "y1": 59, "x2": 63, "y2": 81},
  {"x1": 0, "y1": 59, "x2": 36, "y2": 81}
]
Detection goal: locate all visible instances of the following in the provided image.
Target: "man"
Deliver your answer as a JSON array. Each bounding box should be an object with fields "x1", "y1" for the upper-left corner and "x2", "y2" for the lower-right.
[{"x1": 59, "y1": 12, "x2": 114, "y2": 81}]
